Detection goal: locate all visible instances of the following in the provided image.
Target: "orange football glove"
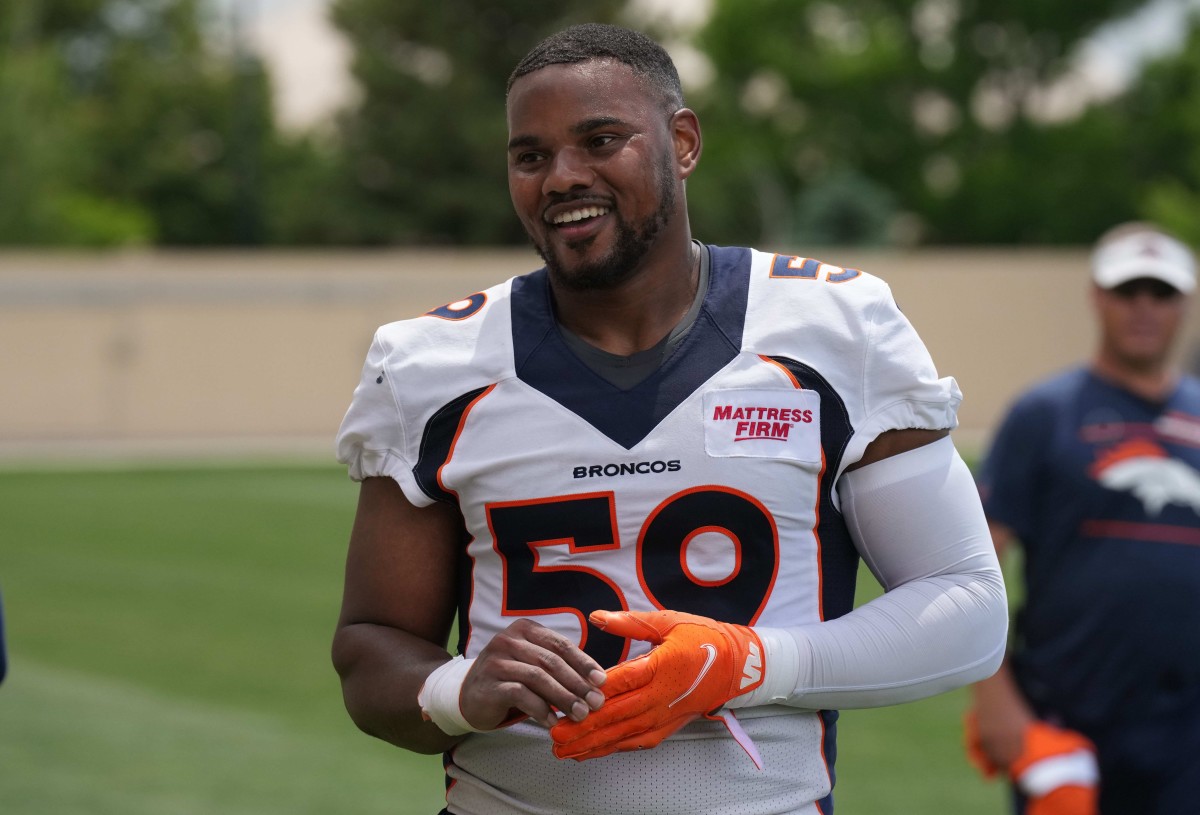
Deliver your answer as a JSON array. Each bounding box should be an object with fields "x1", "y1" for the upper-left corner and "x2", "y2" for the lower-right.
[
  {"x1": 551, "y1": 609, "x2": 764, "y2": 763},
  {"x1": 1011, "y1": 722, "x2": 1098, "y2": 815},
  {"x1": 965, "y1": 712, "x2": 1097, "y2": 815},
  {"x1": 1025, "y1": 785, "x2": 1097, "y2": 815}
]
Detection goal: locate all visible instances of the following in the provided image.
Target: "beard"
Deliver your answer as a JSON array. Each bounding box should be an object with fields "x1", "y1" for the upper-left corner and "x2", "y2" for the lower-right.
[{"x1": 531, "y1": 154, "x2": 677, "y2": 292}]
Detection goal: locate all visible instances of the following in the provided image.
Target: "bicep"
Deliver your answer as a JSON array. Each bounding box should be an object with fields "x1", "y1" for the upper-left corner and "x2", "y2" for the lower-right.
[
  {"x1": 840, "y1": 435, "x2": 999, "y2": 587},
  {"x1": 337, "y1": 476, "x2": 462, "y2": 648}
]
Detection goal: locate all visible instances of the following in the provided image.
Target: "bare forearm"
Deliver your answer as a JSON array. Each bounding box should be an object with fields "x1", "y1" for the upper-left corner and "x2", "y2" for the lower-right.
[
  {"x1": 331, "y1": 621, "x2": 463, "y2": 754},
  {"x1": 970, "y1": 655, "x2": 1036, "y2": 769},
  {"x1": 972, "y1": 656, "x2": 1027, "y2": 707}
]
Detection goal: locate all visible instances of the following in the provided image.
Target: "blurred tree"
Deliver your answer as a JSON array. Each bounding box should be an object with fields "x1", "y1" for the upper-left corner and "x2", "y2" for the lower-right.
[
  {"x1": 0, "y1": 2, "x2": 150, "y2": 244},
  {"x1": 1123, "y1": 18, "x2": 1200, "y2": 246},
  {"x1": 324, "y1": 0, "x2": 626, "y2": 245},
  {"x1": 689, "y1": 0, "x2": 1152, "y2": 246},
  {"x1": 0, "y1": 0, "x2": 311, "y2": 246},
  {"x1": 8, "y1": 1, "x2": 1197, "y2": 249}
]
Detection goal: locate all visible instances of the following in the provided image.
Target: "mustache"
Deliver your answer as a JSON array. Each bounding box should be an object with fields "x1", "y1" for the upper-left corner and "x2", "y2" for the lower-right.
[{"x1": 542, "y1": 192, "x2": 614, "y2": 213}]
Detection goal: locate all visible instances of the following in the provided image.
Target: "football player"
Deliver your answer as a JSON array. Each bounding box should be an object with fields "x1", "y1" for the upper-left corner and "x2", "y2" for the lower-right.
[{"x1": 333, "y1": 23, "x2": 1007, "y2": 815}]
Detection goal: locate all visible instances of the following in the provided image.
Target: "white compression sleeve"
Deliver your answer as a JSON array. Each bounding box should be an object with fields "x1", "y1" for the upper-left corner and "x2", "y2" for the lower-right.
[{"x1": 729, "y1": 435, "x2": 1008, "y2": 710}]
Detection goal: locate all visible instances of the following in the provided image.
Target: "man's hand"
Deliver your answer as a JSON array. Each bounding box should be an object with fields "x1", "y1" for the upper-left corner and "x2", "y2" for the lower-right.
[
  {"x1": 1010, "y1": 721, "x2": 1098, "y2": 815},
  {"x1": 966, "y1": 660, "x2": 1037, "y2": 773},
  {"x1": 551, "y1": 609, "x2": 764, "y2": 762},
  {"x1": 459, "y1": 618, "x2": 606, "y2": 731},
  {"x1": 966, "y1": 712, "x2": 1098, "y2": 815}
]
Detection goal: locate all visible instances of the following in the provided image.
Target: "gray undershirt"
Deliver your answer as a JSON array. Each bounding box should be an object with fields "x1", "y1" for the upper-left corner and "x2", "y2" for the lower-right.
[{"x1": 558, "y1": 243, "x2": 711, "y2": 390}]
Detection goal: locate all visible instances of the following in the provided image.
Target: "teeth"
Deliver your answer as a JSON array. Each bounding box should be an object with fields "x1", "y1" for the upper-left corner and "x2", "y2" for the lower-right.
[{"x1": 551, "y1": 206, "x2": 609, "y2": 225}]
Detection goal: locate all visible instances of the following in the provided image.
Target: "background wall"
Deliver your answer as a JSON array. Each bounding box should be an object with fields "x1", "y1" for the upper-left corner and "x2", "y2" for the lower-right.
[{"x1": 5, "y1": 247, "x2": 1197, "y2": 462}]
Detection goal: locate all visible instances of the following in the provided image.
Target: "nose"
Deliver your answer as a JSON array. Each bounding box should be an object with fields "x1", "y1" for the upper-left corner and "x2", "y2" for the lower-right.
[{"x1": 543, "y1": 147, "x2": 593, "y2": 195}]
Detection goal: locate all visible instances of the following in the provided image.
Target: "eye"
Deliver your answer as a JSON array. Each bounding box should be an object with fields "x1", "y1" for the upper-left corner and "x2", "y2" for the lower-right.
[
  {"x1": 589, "y1": 134, "x2": 622, "y2": 151},
  {"x1": 513, "y1": 150, "x2": 546, "y2": 166}
]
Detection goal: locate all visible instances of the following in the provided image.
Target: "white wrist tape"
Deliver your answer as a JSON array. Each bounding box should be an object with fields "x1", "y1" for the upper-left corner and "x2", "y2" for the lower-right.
[
  {"x1": 416, "y1": 655, "x2": 482, "y2": 736},
  {"x1": 1016, "y1": 749, "x2": 1100, "y2": 797}
]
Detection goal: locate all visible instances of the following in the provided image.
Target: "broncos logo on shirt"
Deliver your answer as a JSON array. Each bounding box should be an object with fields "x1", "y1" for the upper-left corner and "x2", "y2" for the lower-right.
[{"x1": 1091, "y1": 438, "x2": 1200, "y2": 516}]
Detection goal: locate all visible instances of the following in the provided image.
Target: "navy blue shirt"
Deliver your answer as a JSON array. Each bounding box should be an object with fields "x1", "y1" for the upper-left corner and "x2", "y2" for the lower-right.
[{"x1": 979, "y1": 368, "x2": 1200, "y2": 732}]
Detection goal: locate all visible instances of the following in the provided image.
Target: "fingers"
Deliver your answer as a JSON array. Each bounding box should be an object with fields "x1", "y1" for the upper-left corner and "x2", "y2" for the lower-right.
[
  {"x1": 460, "y1": 619, "x2": 606, "y2": 731},
  {"x1": 555, "y1": 682, "x2": 656, "y2": 738},
  {"x1": 589, "y1": 609, "x2": 667, "y2": 644},
  {"x1": 550, "y1": 608, "x2": 751, "y2": 763},
  {"x1": 592, "y1": 651, "x2": 654, "y2": 697},
  {"x1": 550, "y1": 672, "x2": 677, "y2": 758},
  {"x1": 552, "y1": 709, "x2": 685, "y2": 761}
]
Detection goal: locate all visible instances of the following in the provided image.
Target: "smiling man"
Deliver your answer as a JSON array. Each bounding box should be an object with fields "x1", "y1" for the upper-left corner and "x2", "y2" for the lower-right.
[
  {"x1": 507, "y1": 51, "x2": 683, "y2": 300},
  {"x1": 969, "y1": 223, "x2": 1200, "y2": 815},
  {"x1": 332, "y1": 23, "x2": 1007, "y2": 815}
]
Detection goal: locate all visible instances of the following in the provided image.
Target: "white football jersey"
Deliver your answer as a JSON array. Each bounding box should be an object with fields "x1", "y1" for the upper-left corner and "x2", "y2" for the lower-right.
[{"x1": 337, "y1": 245, "x2": 960, "y2": 815}]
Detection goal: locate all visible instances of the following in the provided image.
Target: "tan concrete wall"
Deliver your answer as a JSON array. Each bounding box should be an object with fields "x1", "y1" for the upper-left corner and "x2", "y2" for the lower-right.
[{"x1": 4, "y1": 247, "x2": 1198, "y2": 462}]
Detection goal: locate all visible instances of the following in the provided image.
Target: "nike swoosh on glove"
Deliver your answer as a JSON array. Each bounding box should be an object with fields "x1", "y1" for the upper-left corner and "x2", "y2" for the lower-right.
[{"x1": 551, "y1": 609, "x2": 764, "y2": 764}]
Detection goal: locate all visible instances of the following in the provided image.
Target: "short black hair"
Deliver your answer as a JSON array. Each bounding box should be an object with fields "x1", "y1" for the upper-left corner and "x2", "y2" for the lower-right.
[{"x1": 507, "y1": 23, "x2": 683, "y2": 110}]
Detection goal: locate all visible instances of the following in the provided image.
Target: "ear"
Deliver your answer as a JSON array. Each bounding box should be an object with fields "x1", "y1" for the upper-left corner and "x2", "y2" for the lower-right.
[{"x1": 670, "y1": 108, "x2": 702, "y2": 180}]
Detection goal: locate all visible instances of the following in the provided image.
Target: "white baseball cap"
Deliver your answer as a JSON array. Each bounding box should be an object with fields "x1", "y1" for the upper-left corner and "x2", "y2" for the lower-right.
[{"x1": 1091, "y1": 225, "x2": 1196, "y2": 294}]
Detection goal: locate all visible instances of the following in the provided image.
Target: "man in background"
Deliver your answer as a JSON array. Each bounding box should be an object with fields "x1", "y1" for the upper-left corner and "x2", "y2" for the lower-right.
[{"x1": 969, "y1": 222, "x2": 1200, "y2": 813}]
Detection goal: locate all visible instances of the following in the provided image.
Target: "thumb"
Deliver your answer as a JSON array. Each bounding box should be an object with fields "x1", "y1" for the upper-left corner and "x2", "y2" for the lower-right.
[{"x1": 589, "y1": 609, "x2": 667, "y2": 645}]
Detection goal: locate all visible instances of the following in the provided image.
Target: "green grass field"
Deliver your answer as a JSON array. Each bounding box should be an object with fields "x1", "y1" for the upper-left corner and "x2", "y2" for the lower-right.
[{"x1": 0, "y1": 463, "x2": 1007, "y2": 814}]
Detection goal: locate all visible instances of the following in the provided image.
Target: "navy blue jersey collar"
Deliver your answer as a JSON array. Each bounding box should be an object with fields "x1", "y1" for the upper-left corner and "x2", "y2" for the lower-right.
[{"x1": 510, "y1": 245, "x2": 751, "y2": 449}]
